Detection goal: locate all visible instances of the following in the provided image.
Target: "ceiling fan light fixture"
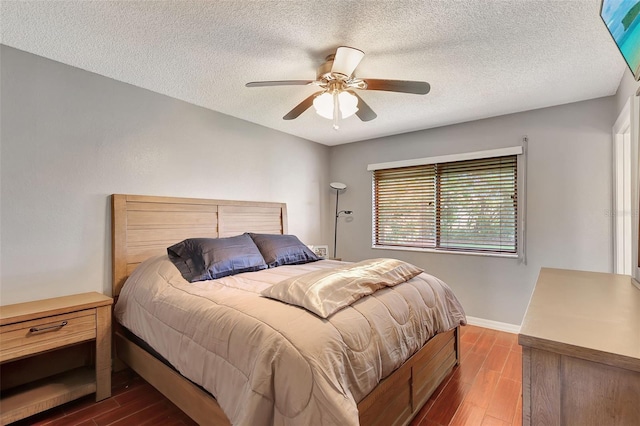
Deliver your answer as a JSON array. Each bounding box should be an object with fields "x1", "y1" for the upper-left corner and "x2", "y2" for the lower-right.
[
  {"x1": 246, "y1": 45, "x2": 430, "y2": 125},
  {"x1": 313, "y1": 91, "x2": 359, "y2": 120}
]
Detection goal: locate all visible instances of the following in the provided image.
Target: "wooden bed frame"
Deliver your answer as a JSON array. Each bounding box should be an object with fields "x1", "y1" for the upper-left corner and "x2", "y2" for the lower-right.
[{"x1": 111, "y1": 194, "x2": 460, "y2": 426}]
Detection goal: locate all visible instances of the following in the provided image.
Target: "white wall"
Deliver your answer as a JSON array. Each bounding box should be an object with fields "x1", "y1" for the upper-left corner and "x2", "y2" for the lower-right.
[
  {"x1": 0, "y1": 46, "x2": 330, "y2": 304},
  {"x1": 615, "y1": 68, "x2": 639, "y2": 114},
  {"x1": 614, "y1": 70, "x2": 640, "y2": 282},
  {"x1": 329, "y1": 97, "x2": 616, "y2": 326}
]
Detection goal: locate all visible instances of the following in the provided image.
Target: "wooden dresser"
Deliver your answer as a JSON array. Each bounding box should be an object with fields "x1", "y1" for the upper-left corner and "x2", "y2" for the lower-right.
[
  {"x1": 0, "y1": 292, "x2": 113, "y2": 425},
  {"x1": 519, "y1": 268, "x2": 640, "y2": 426}
]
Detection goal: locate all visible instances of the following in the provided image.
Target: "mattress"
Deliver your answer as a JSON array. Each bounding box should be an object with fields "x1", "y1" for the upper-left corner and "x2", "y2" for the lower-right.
[{"x1": 114, "y1": 256, "x2": 466, "y2": 425}]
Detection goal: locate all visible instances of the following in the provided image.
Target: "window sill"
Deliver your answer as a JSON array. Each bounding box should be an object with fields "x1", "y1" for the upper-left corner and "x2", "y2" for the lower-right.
[{"x1": 372, "y1": 245, "x2": 519, "y2": 259}]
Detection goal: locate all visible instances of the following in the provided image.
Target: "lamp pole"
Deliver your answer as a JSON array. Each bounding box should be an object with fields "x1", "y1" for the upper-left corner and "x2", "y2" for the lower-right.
[
  {"x1": 333, "y1": 188, "x2": 340, "y2": 258},
  {"x1": 330, "y1": 182, "x2": 347, "y2": 258}
]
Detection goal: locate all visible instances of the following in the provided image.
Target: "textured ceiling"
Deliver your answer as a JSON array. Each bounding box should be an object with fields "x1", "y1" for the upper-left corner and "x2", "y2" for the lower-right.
[{"x1": 0, "y1": 0, "x2": 626, "y2": 146}]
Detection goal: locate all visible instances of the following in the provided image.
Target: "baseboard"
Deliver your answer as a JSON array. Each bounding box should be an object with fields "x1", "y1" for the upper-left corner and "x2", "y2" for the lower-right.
[{"x1": 465, "y1": 316, "x2": 521, "y2": 334}]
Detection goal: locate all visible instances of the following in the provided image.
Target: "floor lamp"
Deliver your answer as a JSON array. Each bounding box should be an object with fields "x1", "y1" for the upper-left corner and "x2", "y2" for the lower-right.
[{"x1": 330, "y1": 182, "x2": 352, "y2": 258}]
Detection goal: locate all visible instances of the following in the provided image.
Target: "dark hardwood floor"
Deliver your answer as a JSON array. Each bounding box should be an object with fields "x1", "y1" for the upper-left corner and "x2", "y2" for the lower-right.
[
  {"x1": 411, "y1": 325, "x2": 522, "y2": 426},
  {"x1": 12, "y1": 325, "x2": 521, "y2": 426}
]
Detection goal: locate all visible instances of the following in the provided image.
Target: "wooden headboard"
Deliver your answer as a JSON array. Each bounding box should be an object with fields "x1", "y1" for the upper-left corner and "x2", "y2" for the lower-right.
[{"x1": 111, "y1": 194, "x2": 288, "y2": 296}]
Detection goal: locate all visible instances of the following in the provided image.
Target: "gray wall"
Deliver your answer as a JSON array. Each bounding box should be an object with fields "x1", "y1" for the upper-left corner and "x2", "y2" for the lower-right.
[
  {"x1": 0, "y1": 43, "x2": 628, "y2": 327},
  {"x1": 0, "y1": 46, "x2": 330, "y2": 304},
  {"x1": 329, "y1": 97, "x2": 616, "y2": 326}
]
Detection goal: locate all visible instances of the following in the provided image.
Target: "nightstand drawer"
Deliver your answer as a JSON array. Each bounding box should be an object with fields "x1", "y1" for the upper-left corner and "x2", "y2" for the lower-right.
[{"x1": 0, "y1": 311, "x2": 96, "y2": 363}]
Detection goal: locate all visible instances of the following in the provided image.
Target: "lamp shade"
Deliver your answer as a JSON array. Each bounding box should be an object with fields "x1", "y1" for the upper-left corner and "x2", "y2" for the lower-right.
[
  {"x1": 330, "y1": 182, "x2": 347, "y2": 190},
  {"x1": 331, "y1": 47, "x2": 365, "y2": 78},
  {"x1": 313, "y1": 91, "x2": 359, "y2": 119}
]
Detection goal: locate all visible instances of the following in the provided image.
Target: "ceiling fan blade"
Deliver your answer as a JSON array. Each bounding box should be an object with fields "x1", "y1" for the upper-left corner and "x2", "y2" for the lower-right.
[
  {"x1": 283, "y1": 92, "x2": 320, "y2": 120},
  {"x1": 246, "y1": 80, "x2": 315, "y2": 87},
  {"x1": 362, "y1": 79, "x2": 430, "y2": 95},
  {"x1": 348, "y1": 91, "x2": 377, "y2": 122},
  {"x1": 331, "y1": 46, "x2": 365, "y2": 78}
]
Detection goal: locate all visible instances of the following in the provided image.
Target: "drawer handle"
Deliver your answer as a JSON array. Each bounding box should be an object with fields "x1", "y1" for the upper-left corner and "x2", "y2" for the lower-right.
[{"x1": 29, "y1": 320, "x2": 68, "y2": 333}]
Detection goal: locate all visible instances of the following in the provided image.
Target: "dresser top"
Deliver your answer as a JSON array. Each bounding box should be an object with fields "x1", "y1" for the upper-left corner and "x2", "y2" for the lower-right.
[
  {"x1": 0, "y1": 292, "x2": 113, "y2": 326},
  {"x1": 519, "y1": 268, "x2": 640, "y2": 368}
]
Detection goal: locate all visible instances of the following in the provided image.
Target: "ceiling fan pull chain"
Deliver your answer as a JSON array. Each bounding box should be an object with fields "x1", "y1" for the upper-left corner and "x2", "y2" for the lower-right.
[{"x1": 333, "y1": 91, "x2": 340, "y2": 130}]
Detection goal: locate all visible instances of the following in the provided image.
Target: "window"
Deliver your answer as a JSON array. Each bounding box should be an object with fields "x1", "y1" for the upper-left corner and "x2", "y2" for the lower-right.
[{"x1": 371, "y1": 150, "x2": 520, "y2": 256}]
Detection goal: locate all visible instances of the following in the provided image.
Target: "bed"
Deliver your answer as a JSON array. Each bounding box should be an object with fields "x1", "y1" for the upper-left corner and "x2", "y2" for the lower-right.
[{"x1": 111, "y1": 194, "x2": 465, "y2": 426}]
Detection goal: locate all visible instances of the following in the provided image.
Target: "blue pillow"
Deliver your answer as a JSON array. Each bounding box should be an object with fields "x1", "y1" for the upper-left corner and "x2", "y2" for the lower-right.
[
  {"x1": 167, "y1": 234, "x2": 267, "y2": 282},
  {"x1": 248, "y1": 233, "x2": 319, "y2": 268}
]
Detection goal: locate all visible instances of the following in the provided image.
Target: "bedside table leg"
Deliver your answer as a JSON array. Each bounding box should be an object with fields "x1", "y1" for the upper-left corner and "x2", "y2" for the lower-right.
[{"x1": 95, "y1": 305, "x2": 112, "y2": 401}]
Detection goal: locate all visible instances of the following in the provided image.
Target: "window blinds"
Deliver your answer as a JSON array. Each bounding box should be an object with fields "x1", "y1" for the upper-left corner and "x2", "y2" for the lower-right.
[{"x1": 373, "y1": 155, "x2": 518, "y2": 254}]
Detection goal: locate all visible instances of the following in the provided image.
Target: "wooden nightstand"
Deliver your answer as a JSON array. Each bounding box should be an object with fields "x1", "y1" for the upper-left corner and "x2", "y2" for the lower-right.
[{"x1": 0, "y1": 292, "x2": 113, "y2": 425}]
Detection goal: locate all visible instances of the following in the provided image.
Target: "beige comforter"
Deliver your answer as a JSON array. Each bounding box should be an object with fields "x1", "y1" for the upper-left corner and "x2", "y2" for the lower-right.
[{"x1": 114, "y1": 256, "x2": 466, "y2": 425}]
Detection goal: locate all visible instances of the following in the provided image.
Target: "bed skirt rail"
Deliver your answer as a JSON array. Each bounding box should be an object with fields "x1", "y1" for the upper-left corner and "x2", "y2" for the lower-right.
[
  {"x1": 357, "y1": 327, "x2": 459, "y2": 426},
  {"x1": 115, "y1": 326, "x2": 460, "y2": 426}
]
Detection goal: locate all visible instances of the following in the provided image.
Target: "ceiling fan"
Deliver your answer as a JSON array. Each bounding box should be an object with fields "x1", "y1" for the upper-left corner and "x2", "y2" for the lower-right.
[{"x1": 245, "y1": 46, "x2": 431, "y2": 129}]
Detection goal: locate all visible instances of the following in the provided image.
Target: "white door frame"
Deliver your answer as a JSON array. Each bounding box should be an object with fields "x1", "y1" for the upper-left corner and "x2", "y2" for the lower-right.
[{"x1": 613, "y1": 98, "x2": 632, "y2": 275}]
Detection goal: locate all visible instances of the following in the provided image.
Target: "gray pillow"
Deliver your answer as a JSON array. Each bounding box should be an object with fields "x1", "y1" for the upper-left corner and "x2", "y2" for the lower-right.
[
  {"x1": 248, "y1": 233, "x2": 319, "y2": 268},
  {"x1": 167, "y1": 234, "x2": 267, "y2": 282}
]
